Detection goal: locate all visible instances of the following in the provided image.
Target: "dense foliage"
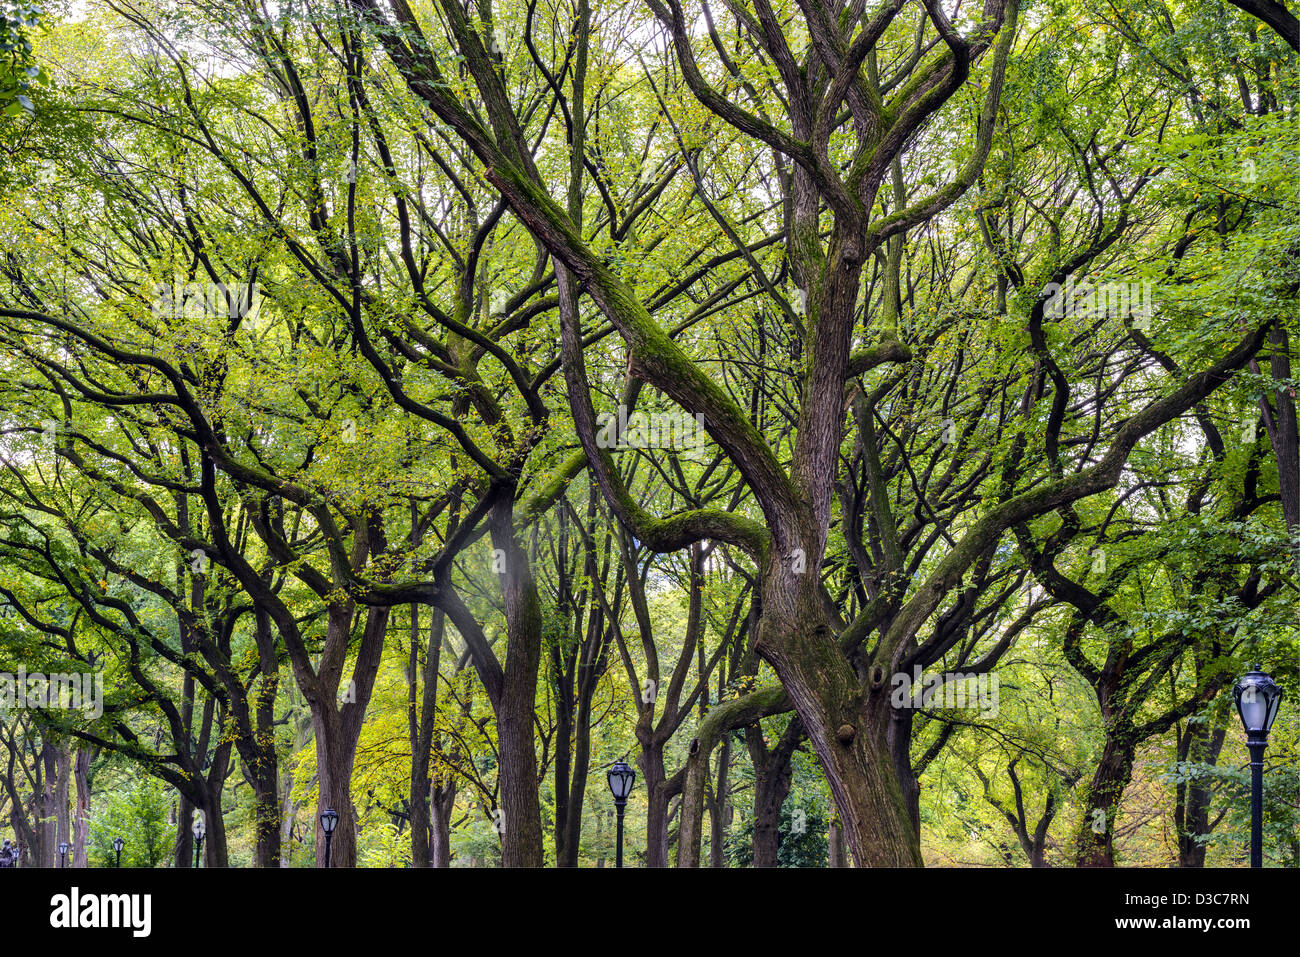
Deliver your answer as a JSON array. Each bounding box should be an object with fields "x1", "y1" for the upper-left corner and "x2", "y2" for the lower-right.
[{"x1": 0, "y1": 0, "x2": 1294, "y2": 868}]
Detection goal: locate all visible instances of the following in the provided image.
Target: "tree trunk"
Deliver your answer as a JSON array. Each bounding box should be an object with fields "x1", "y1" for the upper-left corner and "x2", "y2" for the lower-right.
[
  {"x1": 560, "y1": 687, "x2": 595, "y2": 867},
  {"x1": 409, "y1": 604, "x2": 443, "y2": 868},
  {"x1": 706, "y1": 739, "x2": 731, "y2": 868},
  {"x1": 53, "y1": 745, "x2": 71, "y2": 862},
  {"x1": 553, "y1": 671, "x2": 574, "y2": 865},
  {"x1": 175, "y1": 795, "x2": 195, "y2": 868},
  {"x1": 750, "y1": 743, "x2": 793, "y2": 868},
  {"x1": 38, "y1": 741, "x2": 57, "y2": 867},
  {"x1": 639, "y1": 740, "x2": 670, "y2": 868},
  {"x1": 489, "y1": 501, "x2": 545, "y2": 868},
  {"x1": 248, "y1": 609, "x2": 282, "y2": 867},
  {"x1": 430, "y1": 779, "x2": 455, "y2": 867},
  {"x1": 828, "y1": 817, "x2": 848, "y2": 867},
  {"x1": 747, "y1": 716, "x2": 801, "y2": 867},
  {"x1": 313, "y1": 707, "x2": 360, "y2": 868},
  {"x1": 1177, "y1": 723, "x2": 1226, "y2": 867},
  {"x1": 1074, "y1": 739, "x2": 1136, "y2": 867},
  {"x1": 72, "y1": 747, "x2": 90, "y2": 867},
  {"x1": 759, "y1": 600, "x2": 921, "y2": 867},
  {"x1": 247, "y1": 757, "x2": 280, "y2": 868},
  {"x1": 312, "y1": 605, "x2": 391, "y2": 868},
  {"x1": 202, "y1": 743, "x2": 231, "y2": 868}
]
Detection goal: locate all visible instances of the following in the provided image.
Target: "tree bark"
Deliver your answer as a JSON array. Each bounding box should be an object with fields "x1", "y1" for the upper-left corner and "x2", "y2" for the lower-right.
[
  {"x1": 409, "y1": 603, "x2": 443, "y2": 868},
  {"x1": 72, "y1": 747, "x2": 91, "y2": 867},
  {"x1": 706, "y1": 739, "x2": 731, "y2": 868},
  {"x1": 1074, "y1": 738, "x2": 1136, "y2": 867}
]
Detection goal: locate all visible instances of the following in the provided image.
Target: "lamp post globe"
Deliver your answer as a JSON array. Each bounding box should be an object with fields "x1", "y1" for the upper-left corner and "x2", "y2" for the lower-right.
[
  {"x1": 606, "y1": 759, "x2": 636, "y2": 868},
  {"x1": 320, "y1": 808, "x2": 339, "y2": 868},
  {"x1": 1234, "y1": 669, "x2": 1283, "y2": 868},
  {"x1": 192, "y1": 815, "x2": 206, "y2": 868},
  {"x1": 112, "y1": 836, "x2": 124, "y2": 868},
  {"x1": 57, "y1": 842, "x2": 68, "y2": 868}
]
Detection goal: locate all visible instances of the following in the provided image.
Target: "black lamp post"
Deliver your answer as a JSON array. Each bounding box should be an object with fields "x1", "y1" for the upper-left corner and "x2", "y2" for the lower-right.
[
  {"x1": 606, "y1": 759, "x2": 636, "y2": 869},
  {"x1": 192, "y1": 815, "x2": 205, "y2": 868},
  {"x1": 58, "y1": 842, "x2": 68, "y2": 868},
  {"x1": 319, "y1": 808, "x2": 339, "y2": 868},
  {"x1": 112, "y1": 836, "x2": 124, "y2": 868},
  {"x1": 1233, "y1": 669, "x2": 1282, "y2": 868}
]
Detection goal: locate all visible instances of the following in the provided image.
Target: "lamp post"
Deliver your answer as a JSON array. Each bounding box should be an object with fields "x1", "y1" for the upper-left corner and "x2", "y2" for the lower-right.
[
  {"x1": 193, "y1": 815, "x2": 205, "y2": 868},
  {"x1": 58, "y1": 842, "x2": 68, "y2": 868},
  {"x1": 112, "y1": 837, "x2": 124, "y2": 868},
  {"x1": 1233, "y1": 669, "x2": 1282, "y2": 868},
  {"x1": 319, "y1": 808, "x2": 339, "y2": 868},
  {"x1": 606, "y1": 759, "x2": 636, "y2": 868}
]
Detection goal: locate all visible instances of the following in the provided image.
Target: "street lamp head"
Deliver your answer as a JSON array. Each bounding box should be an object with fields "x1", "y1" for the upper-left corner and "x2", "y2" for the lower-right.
[
  {"x1": 1234, "y1": 670, "x2": 1282, "y2": 741},
  {"x1": 606, "y1": 759, "x2": 636, "y2": 804},
  {"x1": 112, "y1": 837, "x2": 124, "y2": 853},
  {"x1": 320, "y1": 807, "x2": 339, "y2": 834},
  {"x1": 57, "y1": 842, "x2": 68, "y2": 854},
  {"x1": 192, "y1": 816, "x2": 205, "y2": 840}
]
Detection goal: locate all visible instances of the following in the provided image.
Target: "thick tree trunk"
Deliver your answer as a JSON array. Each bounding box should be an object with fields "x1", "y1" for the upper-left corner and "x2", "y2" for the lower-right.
[
  {"x1": 488, "y1": 501, "x2": 545, "y2": 868},
  {"x1": 313, "y1": 708, "x2": 360, "y2": 868},
  {"x1": 247, "y1": 759, "x2": 280, "y2": 868},
  {"x1": 248, "y1": 610, "x2": 282, "y2": 867},
  {"x1": 759, "y1": 598, "x2": 921, "y2": 867},
  {"x1": 676, "y1": 736, "x2": 711, "y2": 868},
  {"x1": 72, "y1": 747, "x2": 90, "y2": 868},
  {"x1": 675, "y1": 685, "x2": 789, "y2": 867},
  {"x1": 750, "y1": 743, "x2": 793, "y2": 868},
  {"x1": 747, "y1": 716, "x2": 801, "y2": 867},
  {"x1": 53, "y1": 745, "x2": 71, "y2": 862},
  {"x1": 639, "y1": 740, "x2": 670, "y2": 868},
  {"x1": 38, "y1": 741, "x2": 57, "y2": 867},
  {"x1": 1074, "y1": 739, "x2": 1136, "y2": 867},
  {"x1": 311, "y1": 605, "x2": 391, "y2": 867},
  {"x1": 202, "y1": 743, "x2": 231, "y2": 868}
]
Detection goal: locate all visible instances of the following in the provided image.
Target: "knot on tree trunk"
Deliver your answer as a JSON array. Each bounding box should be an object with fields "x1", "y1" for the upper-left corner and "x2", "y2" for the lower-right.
[{"x1": 836, "y1": 723, "x2": 856, "y2": 746}]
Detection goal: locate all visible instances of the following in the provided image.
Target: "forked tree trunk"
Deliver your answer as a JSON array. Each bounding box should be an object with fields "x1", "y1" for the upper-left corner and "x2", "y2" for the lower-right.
[{"x1": 758, "y1": 587, "x2": 922, "y2": 867}]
